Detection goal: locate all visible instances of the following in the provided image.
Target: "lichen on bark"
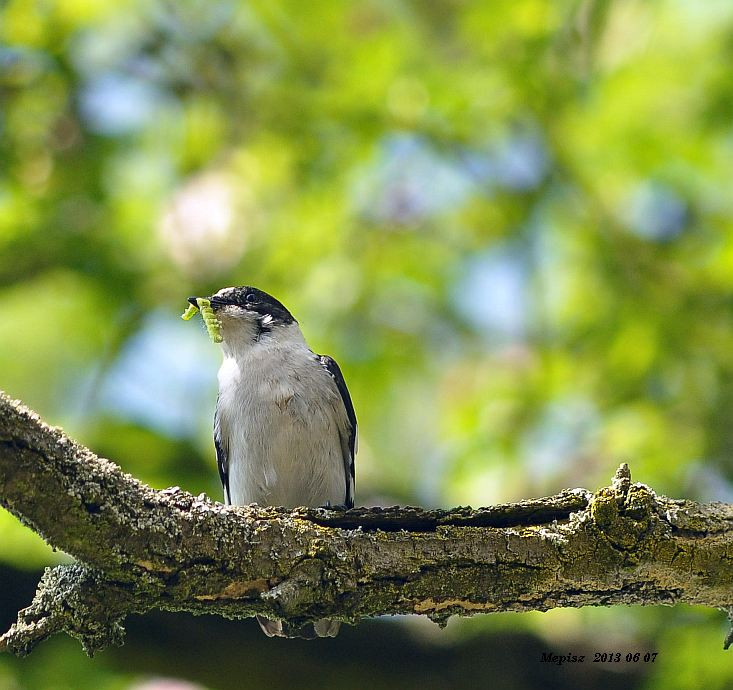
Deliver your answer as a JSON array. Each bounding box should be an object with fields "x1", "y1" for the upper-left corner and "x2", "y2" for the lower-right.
[{"x1": 2, "y1": 390, "x2": 733, "y2": 656}]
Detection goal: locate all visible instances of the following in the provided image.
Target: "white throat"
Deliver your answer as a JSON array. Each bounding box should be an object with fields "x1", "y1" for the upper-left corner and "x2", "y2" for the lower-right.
[{"x1": 219, "y1": 319, "x2": 308, "y2": 362}]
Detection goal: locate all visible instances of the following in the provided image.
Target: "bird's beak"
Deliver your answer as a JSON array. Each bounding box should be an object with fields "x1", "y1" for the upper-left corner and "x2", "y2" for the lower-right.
[{"x1": 188, "y1": 296, "x2": 199, "y2": 308}]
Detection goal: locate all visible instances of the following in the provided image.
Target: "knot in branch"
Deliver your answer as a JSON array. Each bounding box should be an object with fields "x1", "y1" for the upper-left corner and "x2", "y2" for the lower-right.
[
  {"x1": 262, "y1": 558, "x2": 328, "y2": 617},
  {"x1": 589, "y1": 465, "x2": 659, "y2": 553}
]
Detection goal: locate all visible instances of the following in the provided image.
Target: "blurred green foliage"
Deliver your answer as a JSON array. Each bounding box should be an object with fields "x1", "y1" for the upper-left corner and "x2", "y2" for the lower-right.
[{"x1": 3, "y1": 0, "x2": 733, "y2": 688}]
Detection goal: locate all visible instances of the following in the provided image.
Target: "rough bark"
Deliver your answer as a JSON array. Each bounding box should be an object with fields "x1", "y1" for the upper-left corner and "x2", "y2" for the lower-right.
[{"x1": 1, "y1": 391, "x2": 732, "y2": 656}]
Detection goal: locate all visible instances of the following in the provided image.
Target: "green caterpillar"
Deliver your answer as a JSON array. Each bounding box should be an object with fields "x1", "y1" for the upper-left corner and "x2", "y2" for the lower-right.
[{"x1": 181, "y1": 297, "x2": 223, "y2": 344}]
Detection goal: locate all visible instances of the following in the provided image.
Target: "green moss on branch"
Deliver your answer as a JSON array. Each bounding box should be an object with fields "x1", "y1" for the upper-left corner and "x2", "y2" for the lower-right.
[{"x1": 2, "y1": 392, "x2": 733, "y2": 655}]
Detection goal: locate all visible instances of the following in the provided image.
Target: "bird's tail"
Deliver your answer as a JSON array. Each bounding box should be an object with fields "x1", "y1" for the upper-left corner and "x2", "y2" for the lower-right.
[{"x1": 256, "y1": 615, "x2": 340, "y2": 639}]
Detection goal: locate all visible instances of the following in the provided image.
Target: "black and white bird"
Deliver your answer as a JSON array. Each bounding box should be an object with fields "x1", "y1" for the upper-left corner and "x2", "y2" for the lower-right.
[{"x1": 188, "y1": 286, "x2": 356, "y2": 639}]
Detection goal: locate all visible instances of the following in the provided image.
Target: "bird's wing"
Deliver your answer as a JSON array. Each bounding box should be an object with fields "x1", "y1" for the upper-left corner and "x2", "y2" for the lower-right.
[
  {"x1": 318, "y1": 354, "x2": 356, "y2": 509},
  {"x1": 214, "y1": 396, "x2": 231, "y2": 505}
]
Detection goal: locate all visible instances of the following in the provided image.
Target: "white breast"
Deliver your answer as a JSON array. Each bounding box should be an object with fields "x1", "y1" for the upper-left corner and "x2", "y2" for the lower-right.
[{"x1": 217, "y1": 335, "x2": 348, "y2": 509}]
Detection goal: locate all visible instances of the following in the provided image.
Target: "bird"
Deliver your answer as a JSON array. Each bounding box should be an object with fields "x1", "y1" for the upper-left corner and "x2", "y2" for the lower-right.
[{"x1": 188, "y1": 286, "x2": 356, "y2": 639}]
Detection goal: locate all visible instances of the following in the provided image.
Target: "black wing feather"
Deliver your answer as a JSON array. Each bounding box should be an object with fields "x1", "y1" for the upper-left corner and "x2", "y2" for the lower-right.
[
  {"x1": 214, "y1": 397, "x2": 231, "y2": 505},
  {"x1": 318, "y1": 354, "x2": 356, "y2": 509}
]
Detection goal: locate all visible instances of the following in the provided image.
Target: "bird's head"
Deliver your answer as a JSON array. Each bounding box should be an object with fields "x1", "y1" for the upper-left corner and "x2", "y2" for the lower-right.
[{"x1": 189, "y1": 286, "x2": 299, "y2": 353}]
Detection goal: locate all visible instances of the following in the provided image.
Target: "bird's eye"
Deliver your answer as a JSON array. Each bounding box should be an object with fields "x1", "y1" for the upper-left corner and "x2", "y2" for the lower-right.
[{"x1": 245, "y1": 293, "x2": 257, "y2": 303}]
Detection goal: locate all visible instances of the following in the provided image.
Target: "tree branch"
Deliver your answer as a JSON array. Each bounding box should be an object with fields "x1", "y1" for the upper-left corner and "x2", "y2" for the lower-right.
[{"x1": 2, "y1": 391, "x2": 733, "y2": 656}]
